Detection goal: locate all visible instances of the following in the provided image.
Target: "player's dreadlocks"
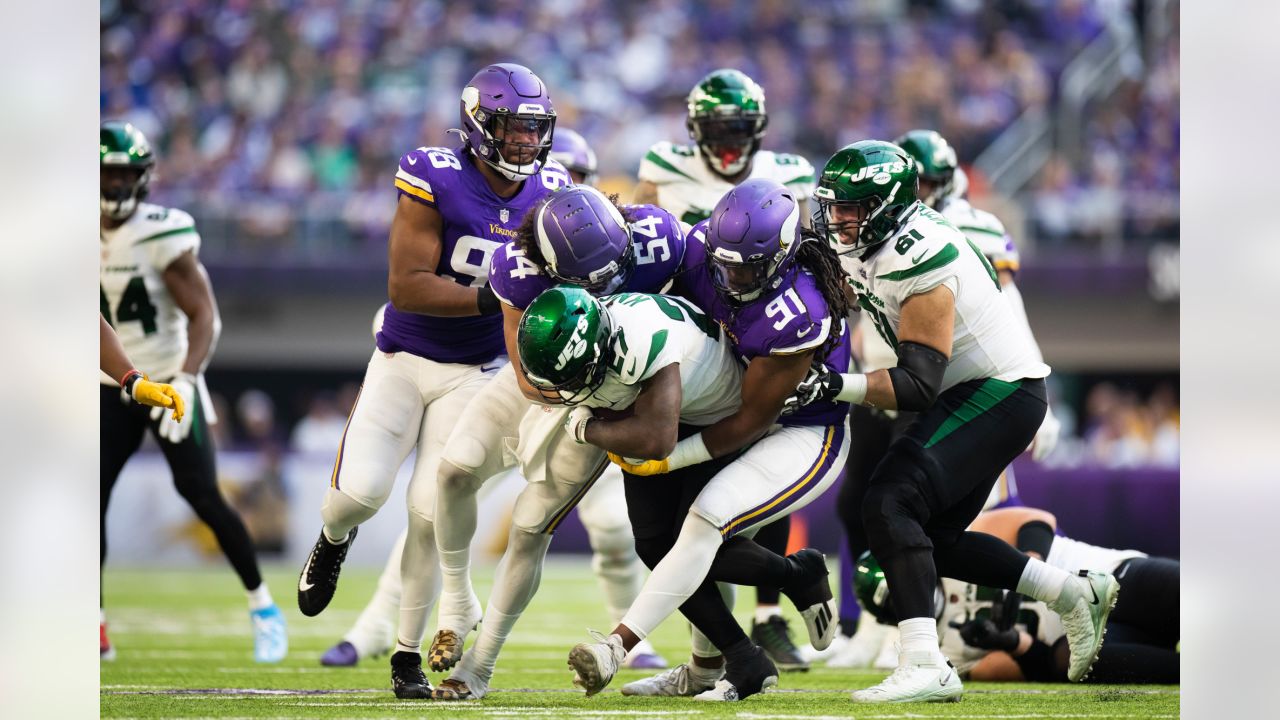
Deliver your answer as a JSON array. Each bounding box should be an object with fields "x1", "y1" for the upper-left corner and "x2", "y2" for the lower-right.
[
  {"x1": 795, "y1": 228, "x2": 852, "y2": 363},
  {"x1": 513, "y1": 192, "x2": 639, "y2": 268}
]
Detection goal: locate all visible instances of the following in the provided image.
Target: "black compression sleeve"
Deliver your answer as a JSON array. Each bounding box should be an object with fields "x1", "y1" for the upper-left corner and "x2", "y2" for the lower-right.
[
  {"x1": 1016, "y1": 520, "x2": 1056, "y2": 559},
  {"x1": 886, "y1": 341, "x2": 949, "y2": 411},
  {"x1": 476, "y1": 286, "x2": 502, "y2": 316}
]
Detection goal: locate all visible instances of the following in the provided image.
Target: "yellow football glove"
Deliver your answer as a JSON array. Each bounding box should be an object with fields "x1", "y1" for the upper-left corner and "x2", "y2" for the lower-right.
[
  {"x1": 133, "y1": 377, "x2": 186, "y2": 422},
  {"x1": 607, "y1": 452, "x2": 671, "y2": 476}
]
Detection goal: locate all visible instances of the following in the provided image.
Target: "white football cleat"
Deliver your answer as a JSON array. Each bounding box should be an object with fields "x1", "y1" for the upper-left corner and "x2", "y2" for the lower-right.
[
  {"x1": 621, "y1": 662, "x2": 723, "y2": 697},
  {"x1": 1051, "y1": 570, "x2": 1120, "y2": 682},
  {"x1": 798, "y1": 633, "x2": 848, "y2": 663},
  {"x1": 567, "y1": 630, "x2": 625, "y2": 696},
  {"x1": 851, "y1": 649, "x2": 962, "y2": 703}
]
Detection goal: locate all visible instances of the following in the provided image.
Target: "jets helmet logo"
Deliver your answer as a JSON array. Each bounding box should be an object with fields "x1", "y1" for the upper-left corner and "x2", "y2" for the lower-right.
[{"x1": 553, "y1": 316, "x2": 592, "y2": 371}]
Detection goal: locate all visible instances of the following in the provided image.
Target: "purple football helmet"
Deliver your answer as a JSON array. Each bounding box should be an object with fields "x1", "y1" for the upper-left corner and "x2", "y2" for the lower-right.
[
  {"x1": 458, "y1": 63, "x2": 556, "y2": 181},
  {"x1": 705, "y1": 178, "x2": 801, "y2": 304},
  {"x1": 535, "y1": 186, "x2": 635, "y2": 295},
  {"x1": 548, "y1": 128, "x2": 598, "y2": 185}
]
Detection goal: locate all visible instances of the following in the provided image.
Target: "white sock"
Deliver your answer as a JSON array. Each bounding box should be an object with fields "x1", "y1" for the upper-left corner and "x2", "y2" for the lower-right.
[
  {"x1": 620, "y1": 514, "x2": 721, "y2": 639},
  {"x1": 754, "y1": 604, "x2": 782, "y2": 624},
  {"x1": 459, "y1": 529, "x2": 553, "y2": 678},
  {"x1": 898, "y1": 617, "x2": 940, "y2": 656},
  {"x1": 247, "y1": 584, "x2": 274, "y2": 612},
  {"x1": 397, "y1": 512, "x2": 441, "y2": 652},
  {"x1": 345, "y1": 529, "x2": 404, "y2": 653},
  {"x1": 1016, "y1": 556, "x2": 1070, "y2": 606}
]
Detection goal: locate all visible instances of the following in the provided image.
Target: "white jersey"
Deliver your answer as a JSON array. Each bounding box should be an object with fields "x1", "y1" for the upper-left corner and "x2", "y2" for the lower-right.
[
  {"x1": 638, "y1": 142, "x2": 814, "y2": 225},
  {"x1": 583, "y1": 293, "x2": 742, "y2": 426},
  {"x1": 939, "y1": 196, "x2": 1020, "y2": 274},
  {"x1": 839, "y1": 203, "x2": 1050, "y2": 390},
  {"x1": 100, "y1": 202, "x2": 201, "y2": 384}
]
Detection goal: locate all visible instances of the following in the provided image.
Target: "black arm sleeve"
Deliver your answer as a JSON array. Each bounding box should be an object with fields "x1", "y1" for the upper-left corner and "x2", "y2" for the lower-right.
[{"x1": 886, "y1": 341, "x2": 949, "y2": 411}]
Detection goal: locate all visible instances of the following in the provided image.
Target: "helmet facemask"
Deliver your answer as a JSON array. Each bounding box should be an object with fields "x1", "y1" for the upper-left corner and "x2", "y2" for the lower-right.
[
  {"x1": 689, "y1": 115, "x2": 765, "y2": 178},
  {"x1": 519, "y1": 302, "x2": 615, "y2": 406},
  {"x1": 100, "y1": 165, "x2": 152, "y2": 220},
  {"x1": 814, "y1": 186, "x2": 905, "y2": 256},
  {"x1": 917, "y1": 169, "x2": 955, "y2": 209},
  {"x1": 462, "y1": 85, "x2": 556, "y2": 182},
  {"x1": 545, "y1": 244, "x2": 636, "y2": 297},
  {"x1": 707, "y1": 246, "x2": 787, "y2": 305}
]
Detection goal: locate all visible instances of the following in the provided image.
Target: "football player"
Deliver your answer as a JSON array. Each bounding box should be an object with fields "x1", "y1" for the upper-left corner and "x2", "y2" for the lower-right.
[
  {"x1": 292, "y1": 63, "x2": 569, "y2": 698},
  {"x1": 803, "y1": 140, "x2": 1116, "y2": 703},
  {"x1": 521, "y1": 286, "x2": 833, "y2": 703},
  {"x1": 568, "y1": 179, "x2": 852, "y2": 701},
  {"x1": 857, "y1": 506, "x2": 1178, "y2": 684},
  {"x1": 635, "y1": 67, "x2": 818, "y2": 671},
  {"x1": 101, "y1": 315, "x2": 185, "y2": 418},
  {"x1": 100, "y1": 121, "x2": 286, "y2": 663},
  {"x1": 424, "y1": 185, "x2": 685, "y2": 700},
  {"x1": 548, "y1": 127, "x2": 598, "y2": 185}
]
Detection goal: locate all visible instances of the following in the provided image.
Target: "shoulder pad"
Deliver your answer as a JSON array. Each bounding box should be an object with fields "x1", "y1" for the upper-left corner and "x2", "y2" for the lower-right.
[
  {"x1": 874, "y1": 214, "x2": 964, "y2": 283},
  {"x1": 767, "y1": 152, "x2": 817, "y2": 187},
  {"x1": 395, "y1": 146, "x2": 461, "y2": 206},
  {"x1": 639, "y1": 141, "x2": 699, "y2": 183},
  {"x1": 762, "y1": 274, "x2": 834, "y2": 355}
]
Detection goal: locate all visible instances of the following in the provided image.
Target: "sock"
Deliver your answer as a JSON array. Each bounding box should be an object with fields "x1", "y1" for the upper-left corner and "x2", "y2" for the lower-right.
[
  {"x1": 460, "y1": 528, "x2": 552, "y2": 678},
  {"x1": 754, "y1": 604, "x2": 782, "y2": 624},
  {"x1": 1016, "y1": 556, "x2": 1070, "y2": 606},
  {"x1": 247, "y1": 584, "x2": 274, "y2": 612},
  {"x1": 1015, "y1": 520, "x2": 1056, "y2": 559},
  {"x1": 345, "y1": 528, "x2": 404, "y2": 653},
  {"x1": 898, "y1": 616, "x2": 940, "y2": 656}
]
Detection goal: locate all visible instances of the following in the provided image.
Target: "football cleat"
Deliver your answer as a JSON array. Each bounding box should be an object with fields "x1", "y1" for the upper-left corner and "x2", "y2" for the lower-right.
[
  {"x1": 390, "y1": 650, "x2": 432, "y2": 699},
  {"x1": 1051, "y1": 570, "x2": 1120, "y2": 682},
  {"x1": 781, "y1": 549, "x2": 838, "y2": 652},
  {"x1": 297, "y1": 526, "x2": 357, "y2": 617},
  {"x1": 623, "y1": 638, "x2": 668, "y2": 670},
  {"x1": 851, "y1": 649, "x2": 962, "y2": 703},
  {"x1": 320, "y1": 641, "x2": 359, "y2": 667},
  {"x1": 694, "y1": 646, "x2": 777, "y2": 701},
  {"x1": 250, "y1": 604, "x2": 288, "y2": 663},
  {"x1": 621, "y1": 663, "x2": 723, "y2": 697},
  {"x1": 433, "y1": 667, "x2": 490, "y2": 701},
  {"x1": 100, "y1": 622, "x2": 116, "y2": 661},
  {"x1": 751, "y1": 615, "x2": 809, "y2": 671},
  {"x1": 567, "y1": 630, "x2": 625, "y2": 696},
  {"x1": 798, "y1": 632, "x2": 849, "y2": 663},
  {"x1": 430, "y1": 590, "x2": 483, "y2": 671}
]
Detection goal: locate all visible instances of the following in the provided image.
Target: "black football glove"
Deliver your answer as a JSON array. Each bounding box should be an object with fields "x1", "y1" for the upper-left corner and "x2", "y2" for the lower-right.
[
  {"x1": 781, "y1": 365, "x2": 842, "y2": 416},
  {"x1": 951, "y1": 617, "x2": 1021, "y2": 652}
]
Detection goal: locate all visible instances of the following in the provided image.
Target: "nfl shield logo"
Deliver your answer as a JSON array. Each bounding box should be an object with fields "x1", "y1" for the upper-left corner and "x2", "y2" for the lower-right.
[{"x1": 500, "y1": 208, "x2": 510, "y2": 223}]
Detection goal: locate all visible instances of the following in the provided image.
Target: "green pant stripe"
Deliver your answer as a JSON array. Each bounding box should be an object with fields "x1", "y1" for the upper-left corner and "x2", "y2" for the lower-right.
[{"x1": 924, "y1": 378, "x2": 1022, "y2": 449}]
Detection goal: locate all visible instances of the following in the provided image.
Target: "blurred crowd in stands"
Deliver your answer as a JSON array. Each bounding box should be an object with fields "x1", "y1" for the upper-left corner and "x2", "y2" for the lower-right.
[{"x1": 101, "y1": 0, "x2": 1179, "y2": 261}]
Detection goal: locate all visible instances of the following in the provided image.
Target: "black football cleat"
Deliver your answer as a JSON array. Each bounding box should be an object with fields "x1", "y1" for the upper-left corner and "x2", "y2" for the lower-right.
[
  {"x1": 390, "y1": 650, "x2": 432, "y2": 699},
  {"x1": 297, "y1": 526, "x2": 357, "y2": 617}
]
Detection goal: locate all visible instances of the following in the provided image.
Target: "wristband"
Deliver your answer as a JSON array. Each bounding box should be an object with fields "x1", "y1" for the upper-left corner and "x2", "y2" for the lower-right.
[
  {"x1": 121, "y1": 369, "x2": 143, "y2": 397},
  {"x1": 835, "y1": 373, "x2": 868, "y2": 404},
  {"x1": 476, "y1": 286, "x2": 502, "y2": 316},
  {"x1": 667, "y1": 433, "x2": 713, "y2": 471}
]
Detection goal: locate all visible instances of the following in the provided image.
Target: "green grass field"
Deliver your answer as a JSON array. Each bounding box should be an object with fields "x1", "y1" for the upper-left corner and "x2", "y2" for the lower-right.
[{"x1": 101, "y1": 561, "x2": 1178, "y2": 718}]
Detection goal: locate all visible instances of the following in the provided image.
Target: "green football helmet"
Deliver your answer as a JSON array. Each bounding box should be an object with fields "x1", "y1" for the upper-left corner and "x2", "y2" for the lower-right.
[
  {"x1": 100, "y1": 120, "x2": 155, "y2": 220},
  {"x1": 517, "y1": 287, "x2": 614, "y2": 406},
  {"x1": 686, "y1": 69, "x2": 768, "y2": 179},
  {"x1": 812, "y1": 140, "x2": 918, "y2": 256},
  {"x1": 894, "y1": 129, "x2": 958, "y2": 209},
  {"x1": 853, "y1": 551, "x2": 945, "y2": 624}
]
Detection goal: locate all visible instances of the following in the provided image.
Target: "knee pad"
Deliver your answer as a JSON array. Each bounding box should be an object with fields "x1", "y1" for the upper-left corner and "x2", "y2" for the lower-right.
[
  {"x1": 321, "y1": 486, "x2": 379, "y2": 529},
  {"x1": 441, "y1": 435, "x2": 491, "y2": 478},
  {"x1": 861, "y1": 482, "x2": 933, "y2": 559},
  {"x1": 585, "y1": 521, "x2": 635, "y2": 558}
]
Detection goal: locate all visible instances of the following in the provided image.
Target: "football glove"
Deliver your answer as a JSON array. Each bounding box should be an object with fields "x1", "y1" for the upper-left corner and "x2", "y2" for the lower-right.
[
  {"x1": 607, "y1": 452, "x2": 670, "y2": 476},
  {"x1": 951, "y1": 617, "x2": 1020, "y2": 652},
  {"x1": 151, "y1": 372, "x2": 197, "y2": 443},
  {"x1": 781, "y1": 364, "x2": 841, "y2": 416},
  {"x1": 133, "y1": 377, "x2": 185, "y2": 422},
  {"x1": 565, "y1": 406, "x2": 595, "y2": 444},
  {"x1": 1029, "y1": 405, "x2": 1061, "y2": 462}
]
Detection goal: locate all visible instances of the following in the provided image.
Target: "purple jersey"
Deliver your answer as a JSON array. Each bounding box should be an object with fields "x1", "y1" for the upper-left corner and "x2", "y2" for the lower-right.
[
  {"x1": 377, "y1": 145, "x2": 571, "y2": 364},
  {"x1": 675, "y1": 221, "x2": 852, "y2": 427},
  {"x1": 488, "y1": 204, "x2": 687, "y2": 310}
]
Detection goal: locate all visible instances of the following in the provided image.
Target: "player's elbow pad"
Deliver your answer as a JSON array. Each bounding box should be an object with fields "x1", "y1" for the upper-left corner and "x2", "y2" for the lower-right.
[{"x1": 886, "y1": 341, "x2": 949, "y2": 412}]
